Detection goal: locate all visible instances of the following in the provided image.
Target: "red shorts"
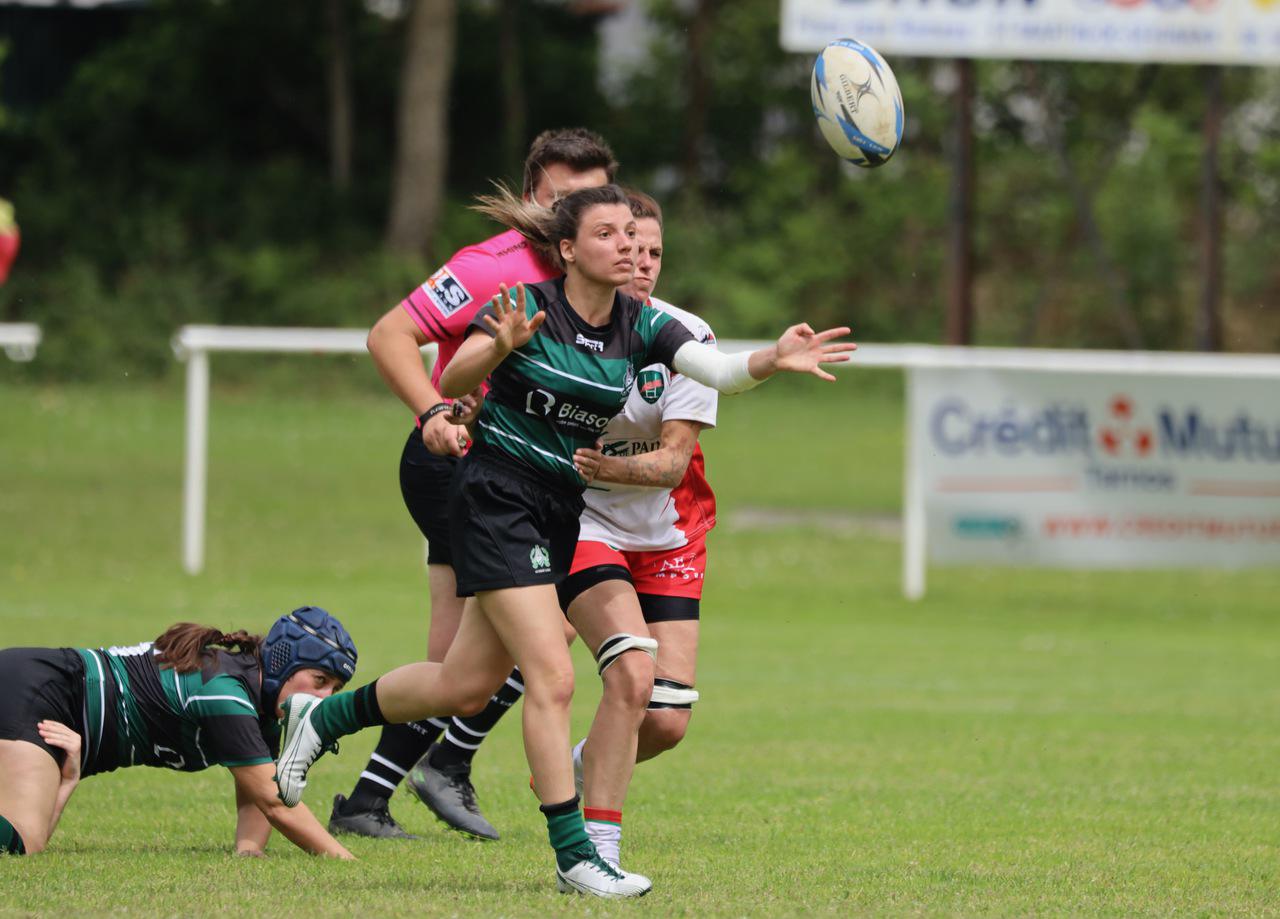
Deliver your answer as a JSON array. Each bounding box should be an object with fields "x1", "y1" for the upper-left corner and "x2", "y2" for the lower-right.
[{"x1": 559, "y1": 536, "x2": 708, "y2": 622}]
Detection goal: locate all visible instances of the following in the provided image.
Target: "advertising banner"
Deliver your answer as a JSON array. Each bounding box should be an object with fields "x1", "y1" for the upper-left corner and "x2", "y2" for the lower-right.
[
  {"x1": 911, "y1": 367, "x2": 1280, "y2": 568},
  {"x1": 781, "y1": 0, "x2": 1280, "y2": 66}
]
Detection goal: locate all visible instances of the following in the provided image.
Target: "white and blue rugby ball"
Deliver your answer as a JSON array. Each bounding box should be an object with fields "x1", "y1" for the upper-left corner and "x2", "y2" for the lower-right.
[{"x1": 811, "y1": 38, "x2": 904, "y2": 168}]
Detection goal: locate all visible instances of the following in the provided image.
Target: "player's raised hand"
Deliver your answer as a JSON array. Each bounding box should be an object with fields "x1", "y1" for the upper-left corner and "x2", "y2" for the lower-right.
[
  {"x1": 772, "y1": 323, "x2": 857, "y2": 382},
  {"x1": 482, "y1": 283, "x2": 546, "y2": 356}
]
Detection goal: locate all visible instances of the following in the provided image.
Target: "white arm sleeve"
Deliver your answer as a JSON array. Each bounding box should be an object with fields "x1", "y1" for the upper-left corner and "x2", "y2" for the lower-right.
[{"x1": 672, "y1": 341, "x2": 763, "y2": 395}]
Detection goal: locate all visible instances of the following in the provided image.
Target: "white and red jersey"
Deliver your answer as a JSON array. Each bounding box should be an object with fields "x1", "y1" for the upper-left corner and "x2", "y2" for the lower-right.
[
  {"x1": 578, "y1": 297, "x2": 718, "y2": 552},
  {"x1": 397, "y1": 228, "x2": 560, "y2": 389}
]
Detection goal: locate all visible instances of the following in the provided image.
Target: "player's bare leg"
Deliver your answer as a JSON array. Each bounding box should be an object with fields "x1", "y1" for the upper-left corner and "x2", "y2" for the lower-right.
[
  {"x1": 477, "y1": 584, "x2": 649, "y2": 897},
  {"x1": 476, "y1": 585, "x2": 579, "y2": 804},
  {"x1": 0, "y1": 740, "x2": 61, "y2": 854},
  {"x1": 637, "y1": 618, "x2": 699, "y2": 762},
  {"x1": 567, "y1": 580, "x2": 656, "y2": 867}
]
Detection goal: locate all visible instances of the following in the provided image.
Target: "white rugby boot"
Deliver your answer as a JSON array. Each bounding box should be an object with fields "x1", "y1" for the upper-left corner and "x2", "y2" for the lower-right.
[
  {"x1": 274, "y1": 693, "x2": 336, "y2": 807},
  {"x1": 556, "y1": 854, "x2": 652, "y2": 898}
]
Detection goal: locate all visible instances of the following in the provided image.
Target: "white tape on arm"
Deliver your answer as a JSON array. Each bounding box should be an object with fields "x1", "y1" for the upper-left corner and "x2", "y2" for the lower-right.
[{"x1": 672, "y1": 341, "x2": 762, "y2": 394}]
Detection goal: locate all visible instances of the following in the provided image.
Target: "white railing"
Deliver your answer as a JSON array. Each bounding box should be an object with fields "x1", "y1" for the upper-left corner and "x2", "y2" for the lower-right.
[
  {"x1": 170, "y1": 325, "x2": 438, "y2": 575},
  {"x1": 0, "y1": 322, "x2": 41, "y2": 362},
  {"x1": 172, "y1": 325, "x2": 1280, "y2": 596}
]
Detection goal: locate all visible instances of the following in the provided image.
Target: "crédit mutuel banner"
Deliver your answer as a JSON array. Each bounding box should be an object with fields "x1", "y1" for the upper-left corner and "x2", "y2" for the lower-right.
[
  {"x1": 912, "y1": 369, "x2": 1280, "y2": 568},
  {"x1": 781, "y1": 0, "x2": 1280, "y2": 65}
]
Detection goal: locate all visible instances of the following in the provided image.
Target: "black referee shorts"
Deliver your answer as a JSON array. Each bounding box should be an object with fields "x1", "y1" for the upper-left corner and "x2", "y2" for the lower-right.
[
  {"x1": 448, "y1": 444, "x2": 584, "y2": 597},
  {"x1": 399, "y1": 426, "x2": 460, "y2": 566},
  {"x1": 0, "y1": 647, "x2": 85, "y2": 767}
]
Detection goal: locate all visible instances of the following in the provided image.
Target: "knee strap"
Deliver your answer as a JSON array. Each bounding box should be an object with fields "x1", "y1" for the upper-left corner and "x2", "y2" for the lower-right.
[
  {"x1": 595, "y1": 633, "x2": 658, "y2": 676},
  {"x1": 0, "y1": 814, "x2": 25, "y2": 855},
  {"x1": 649, "y1": 678, "x2": 699, "y2": 709}
]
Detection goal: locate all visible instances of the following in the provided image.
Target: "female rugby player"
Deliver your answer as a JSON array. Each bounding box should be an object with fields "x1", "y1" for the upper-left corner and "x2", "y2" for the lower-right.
[
  {"x1": 271, "y1": 184, "x2": 855, "y2": 898},
  {"x1": 0, "y1": 607, "x2": 357, "y2": 859},
  {"x1": 347, "y1": 129, "x2": 617, "y2": 841},
  {"x1": 556, "y1": 190, "x2": 719, "y2": 867}
]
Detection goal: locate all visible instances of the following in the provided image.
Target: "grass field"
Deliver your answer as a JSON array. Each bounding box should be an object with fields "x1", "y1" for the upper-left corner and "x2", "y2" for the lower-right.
[{"x1": 2, "y1": 371, "x2": 1278, "y2": 916}]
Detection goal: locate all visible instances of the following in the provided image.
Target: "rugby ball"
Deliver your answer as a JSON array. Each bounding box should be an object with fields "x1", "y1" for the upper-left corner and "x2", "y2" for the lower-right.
[{"x1": 810, "y1": 38, "x2": 904, "y2": 168}]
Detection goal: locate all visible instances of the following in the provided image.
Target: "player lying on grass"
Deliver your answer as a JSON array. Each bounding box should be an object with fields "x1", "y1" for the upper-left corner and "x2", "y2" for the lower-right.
[
  {"x1": 548, "y1": 189, "x2": 718, "y2": 867},
  {"x1": 346, "y1": 128, "x2": 618, "y2": 841},
  {"x1": 0, "y1": 606, "x2": 357, "y2": 859},
  {"x1": 271, "y1": 183, "x2": 856, "y2": 898}
]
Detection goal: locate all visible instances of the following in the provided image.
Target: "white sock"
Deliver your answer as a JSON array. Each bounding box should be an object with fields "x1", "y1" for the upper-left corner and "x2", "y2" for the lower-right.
[{"x1": 583, "y1": 807, "x2": 622, "y2": 866}]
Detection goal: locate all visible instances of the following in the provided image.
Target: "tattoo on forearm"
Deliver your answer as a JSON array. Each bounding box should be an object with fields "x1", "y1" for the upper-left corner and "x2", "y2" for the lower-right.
[{"x1": 602, "y1": 449, "x2": 689, "y2": 489}]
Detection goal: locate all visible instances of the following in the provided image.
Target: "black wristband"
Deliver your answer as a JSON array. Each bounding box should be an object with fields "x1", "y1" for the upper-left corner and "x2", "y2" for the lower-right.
[{"x1": 417, "y1": 402, "x2": 450, "y2": 428}]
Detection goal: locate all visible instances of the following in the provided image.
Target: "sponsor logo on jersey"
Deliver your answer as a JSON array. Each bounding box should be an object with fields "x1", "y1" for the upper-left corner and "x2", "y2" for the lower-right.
[
  {"x1": 421, "y1": 266, "x2": 473, "y2": 318},
  {"x1": 526, "y1": 388, "x2": 612, "y2": 433},
  {"x1": 529, "y1": 545, "x2": 551, "y2": 574},
  {"x1": 601, "y1": 438, "x2": 661, "y2": 457},
  {"x1": 575, "y1": 333, "x2": 605, "y2": 353},
  {"x1": 638, "y1": 370, "x2": 665, "y2": 405}
]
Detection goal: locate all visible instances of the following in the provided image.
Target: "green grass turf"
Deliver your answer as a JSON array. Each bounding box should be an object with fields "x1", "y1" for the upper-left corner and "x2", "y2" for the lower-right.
[{"x1": 1, "y1": 377, "x2": 1278, "y2": 916}]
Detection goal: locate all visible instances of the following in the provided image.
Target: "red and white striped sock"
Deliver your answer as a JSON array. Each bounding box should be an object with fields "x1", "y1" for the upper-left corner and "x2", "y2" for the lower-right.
[{"x1": 583, "y1": 807, "x2": 622, "y2": 866}]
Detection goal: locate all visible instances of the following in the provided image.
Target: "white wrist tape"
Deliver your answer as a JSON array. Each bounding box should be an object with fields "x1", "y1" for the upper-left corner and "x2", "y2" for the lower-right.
[{"x1": 672, "y1": 341, "x2": 762, "y2": 394}]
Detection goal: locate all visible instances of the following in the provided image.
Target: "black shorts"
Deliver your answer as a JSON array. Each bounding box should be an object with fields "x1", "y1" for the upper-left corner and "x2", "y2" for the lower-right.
[
  {"x1": 557, "y1": 567, "x2": 702, "y2": 623},
  {"x1": 399, "y1": 427, "x2": 459, "y2": 566},
  {"x1": 448, "y1": 444, "x2": 585, "y2": 597},
  {"x1": 0, "y1": 647, "x2": 85, "y2": 767}
]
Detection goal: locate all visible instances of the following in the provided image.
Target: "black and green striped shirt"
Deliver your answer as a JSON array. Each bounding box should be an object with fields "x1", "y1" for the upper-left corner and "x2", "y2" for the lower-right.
[
  {"x1": 470, "y1": 278, "x2": 696, "y2": 488},
  {"x1": 75, "y1": 643, "x2": 278, "y2": 777}
]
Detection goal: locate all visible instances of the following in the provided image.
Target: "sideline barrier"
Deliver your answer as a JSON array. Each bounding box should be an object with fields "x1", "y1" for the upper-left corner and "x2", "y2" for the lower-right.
[
  {"x1": 0, "y1": 322, "x2": 40, "y2": 362},
  {"x1": 171, "y1": 325, "x2": 438, "y2": 576},
  {"x1": 173, "y1": 326, "x2": 1280, "y2": 596}
]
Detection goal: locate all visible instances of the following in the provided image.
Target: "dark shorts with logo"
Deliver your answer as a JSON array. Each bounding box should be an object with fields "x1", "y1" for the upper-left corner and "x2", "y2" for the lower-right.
[
  {"x1": 448, "y1": 443, "x2": 585, "y2": 597},
  {"x1": 399, "y1": 427, "x2": 460, "y2": 566},
  {"x1": 0, "y1": 647, "x2": 85, "y2": 767}
]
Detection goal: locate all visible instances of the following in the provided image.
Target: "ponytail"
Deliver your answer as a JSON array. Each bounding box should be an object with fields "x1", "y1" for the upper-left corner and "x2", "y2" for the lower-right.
[
  {"x1": 153, "y1": 623, "x2": 265, "y2": 673},
  {"x1": 471, "y1": 182, "x2": 633, "y2": 272},
  {"x1": 472, "y1": 184, "x2": 561, "y2": 267}
]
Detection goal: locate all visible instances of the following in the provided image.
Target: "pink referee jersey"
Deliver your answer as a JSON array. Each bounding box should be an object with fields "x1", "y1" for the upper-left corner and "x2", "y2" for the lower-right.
[{"x1": 398, "y1": 229, "x2": 560, "y2": 389}]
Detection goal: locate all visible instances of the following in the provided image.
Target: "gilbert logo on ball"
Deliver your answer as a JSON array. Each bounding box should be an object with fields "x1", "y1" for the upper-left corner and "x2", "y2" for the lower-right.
[{"x1": 811, "y1": 38, "x2": 905, "y2": 168}]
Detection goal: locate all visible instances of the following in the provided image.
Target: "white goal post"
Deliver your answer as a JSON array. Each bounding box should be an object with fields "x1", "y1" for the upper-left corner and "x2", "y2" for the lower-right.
[
  {"x1": 0, "y1": 322, "x2": 41, "y2": 362},
  {"x1": 172, "y1": 325, "x2": 1280, "y2": 598}
]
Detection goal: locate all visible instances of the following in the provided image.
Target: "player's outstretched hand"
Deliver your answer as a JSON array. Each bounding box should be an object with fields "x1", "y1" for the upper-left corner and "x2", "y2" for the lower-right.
[
  {"x1": 38, "y1": 719, "x2": 81, "y2": 787},
  {"x1": 482, "y1": 283, "x2": 546, "y2": 357},
  {"x1": 773, "y1": 323, "x2": 857, "y2": 382}
]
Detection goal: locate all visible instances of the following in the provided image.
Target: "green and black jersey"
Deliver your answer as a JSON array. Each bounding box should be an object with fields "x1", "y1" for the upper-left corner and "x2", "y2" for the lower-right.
[
  {"x1": 75, "y1": 643, "x2": 278, "y2": 777},
  {"x1": 470, "y1": 278, "x2": 696, "y2": 488}
]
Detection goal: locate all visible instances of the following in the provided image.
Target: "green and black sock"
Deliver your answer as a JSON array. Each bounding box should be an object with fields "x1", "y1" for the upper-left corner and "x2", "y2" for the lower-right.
[
  {"x1": 540, "y1": 796, "x2": 594, "y2": 872},
  {"x1": 311, "y1": 681, "x2": 388, "y2": 744},
  {"x1": 0, "y1": 814, "x2": 26, "y2": 856}
]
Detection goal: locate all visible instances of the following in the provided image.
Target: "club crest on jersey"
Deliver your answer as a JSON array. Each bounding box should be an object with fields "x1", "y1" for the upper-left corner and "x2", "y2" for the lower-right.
[
  {"x1": 421, "y1": 266, "x2": 473, "y2": 317},
  {"x1": 638, "y1": 370, "x2": 665, "y2": 405},
  {"x1": 529, "y1": 545, "x2": 551, "y2": 574}
]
